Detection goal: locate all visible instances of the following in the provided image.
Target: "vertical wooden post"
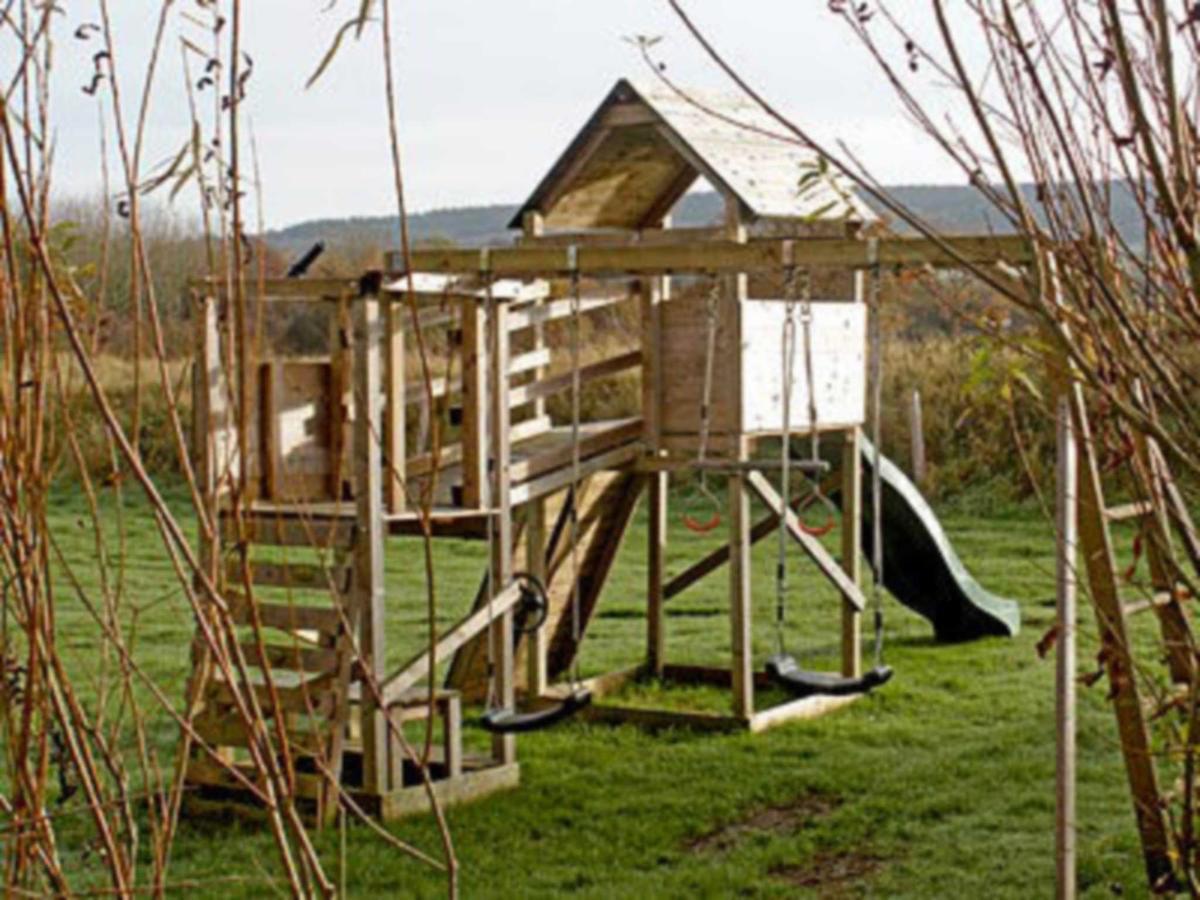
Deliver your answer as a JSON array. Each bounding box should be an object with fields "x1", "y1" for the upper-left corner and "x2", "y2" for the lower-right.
[
  {"x1": 460, "y1": 298, "x2": 488, "y2": 508},
  {"x1": 647, "y1": 472, "x2": 667, "y2": 677},
  {"x1": 488, "y1": 298, "x2": 516, "y2": 764},
  {"x1": 187, "y1": 293, "x2": 224, "y2": 746},
  {"x1": 840, "y1": 427, "x2": 863, "y2": 679},
  {"x1": 724, "y1": 194, "x2": 752, "y2": 719},
  {"x1": 329, "y1": 296, "x2": 353, "y2": 500},
  {"x1": 841, "y1": 266, "x2": 869, "y2": 679},
  {"x1": 522, "y1": 211, "x2": 549, "y2": 425},
  {"x1": 262, "y1": 362, "x2": 283, "y2": 501},
  {"x1": 728, "y1": 473, "x2": 753, "y2": 719},
  {"x1": 909, "y1": 389, "x2": 926, "y2": 486},
  {"x1": 1055, "y1": 395, "x2": 1077, "y2": 900},
  {"x1": 525, "y1": 498, "x2": 548, "y2": 697},
  {"x1": 383, "y1": 291, "x2": 406, "y2": 513},
  {"x1": 642, "y1": 267, "x2": 669, "y2": 678},
  {"x1": 193, "y1": 292, "x2": 220, "y2": 541},
  {"x1": 353, "y1": 291, "x2": 388, "y2": 794}
]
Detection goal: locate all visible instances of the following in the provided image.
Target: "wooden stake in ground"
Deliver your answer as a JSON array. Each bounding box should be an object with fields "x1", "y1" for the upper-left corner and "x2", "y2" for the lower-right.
[
  {"x1": 1055, "y1": 395, "x2": 1077, "y2": 900},
  {"x1": 909, "y1": 389, "x2": 925, "y2": 486}
]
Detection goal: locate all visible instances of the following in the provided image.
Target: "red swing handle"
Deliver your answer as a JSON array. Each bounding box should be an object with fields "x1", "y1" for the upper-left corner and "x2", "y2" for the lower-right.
[
  {"x1": 682, "y1": 511, "x2": 722, "y2": 534},
  {"x1": 792, "y1": 493, "x2": 837, "y2": 538}
]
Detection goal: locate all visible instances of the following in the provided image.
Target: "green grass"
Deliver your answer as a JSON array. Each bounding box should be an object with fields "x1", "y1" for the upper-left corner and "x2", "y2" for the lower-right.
[{"x1": 37, "y1": 482, "x2": 1157, "y2": 898}]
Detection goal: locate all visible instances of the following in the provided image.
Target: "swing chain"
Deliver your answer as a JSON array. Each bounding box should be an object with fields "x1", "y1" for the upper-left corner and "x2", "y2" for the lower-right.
[{"x1": 777, "y1": 264, "x2": 800, "y2": 653}]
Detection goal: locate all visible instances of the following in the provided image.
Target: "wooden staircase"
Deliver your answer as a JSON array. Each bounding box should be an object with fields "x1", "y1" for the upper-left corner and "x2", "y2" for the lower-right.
[{"x1": 184, "y1": 512, "x2": 360, "y2": 825}]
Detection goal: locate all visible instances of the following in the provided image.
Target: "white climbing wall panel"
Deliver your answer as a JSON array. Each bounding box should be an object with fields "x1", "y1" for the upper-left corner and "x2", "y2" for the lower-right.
[{"x1": 740, "y1": 300, "x2": 866, "y2": 434}]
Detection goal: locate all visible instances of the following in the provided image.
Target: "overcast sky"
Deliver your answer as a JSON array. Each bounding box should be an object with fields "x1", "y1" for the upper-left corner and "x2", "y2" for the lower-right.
[{"x1": 46, "y1": 2, "x2": 973, "y2": 229}]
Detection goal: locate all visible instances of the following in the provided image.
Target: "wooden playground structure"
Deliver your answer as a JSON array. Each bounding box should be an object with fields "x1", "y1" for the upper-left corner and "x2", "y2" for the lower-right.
[{"x1": 181, "y1": 79, "x2": 1200, "y2": 883}]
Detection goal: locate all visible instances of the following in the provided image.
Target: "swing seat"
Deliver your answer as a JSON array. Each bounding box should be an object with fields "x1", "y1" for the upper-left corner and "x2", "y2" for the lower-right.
[
  {"x1": 479, "y1": 689, "x2": 592, "y2": 735},
  {"x1": 765, "y1": 653, "x2": 893, "y2": 698}
]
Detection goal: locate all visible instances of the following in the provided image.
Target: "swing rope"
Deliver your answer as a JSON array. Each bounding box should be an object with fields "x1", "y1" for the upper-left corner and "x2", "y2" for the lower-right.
[
  {"x1": 765, "y1": 249, "x2": 892, "y2": 699},
  {"x1": 775, "y1": 265, "x2": 799, "y2": 655},
  {"x1": 683, "y1": 277, "x2": 723, "y2": 534},
  {"x1": 794, "y1": 267, "x2": 836, "y2": 537}
]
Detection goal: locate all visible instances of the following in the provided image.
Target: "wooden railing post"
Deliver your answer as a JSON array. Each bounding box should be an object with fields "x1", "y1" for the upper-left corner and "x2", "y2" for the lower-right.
[
  {"x1": 384, "y1": 290, "x2": 406, "y2": 513},
  {"x1": 461, "y1": 298, "x2": 489, "y2": 509},
  {"x1": 488, "y1": 297, "x2": 516, "y2": 764},
  {"x1": 353, "y1": 287, "x2": 388, "y2": 794}
]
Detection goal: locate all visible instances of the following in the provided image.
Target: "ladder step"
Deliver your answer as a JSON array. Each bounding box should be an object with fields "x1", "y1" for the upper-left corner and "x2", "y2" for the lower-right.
[
  {"x1": 225, "y1": 560, "x2": 352, "y2": 593},
  {"x1": 193, "y1": 712, "x2": 329, "y2": 755},
  {"x1": 240, "y1": 641, "x2": 342, "y2": 674},
  {"x1": 185, "y1": 756, "x2": 327, "y2": 800},
  {"x1": 208, "y1": 674, "x2": 338, "y2": 717},
  {"x1": 1105, "y1": 501, "x2": 1154, "y2": 523},
  {"x1": 220, "y1": 514, "x2": 356, "y2": 550},
  {"x1": 228, "y1": 592, "x2": 344, "y2": 637}
]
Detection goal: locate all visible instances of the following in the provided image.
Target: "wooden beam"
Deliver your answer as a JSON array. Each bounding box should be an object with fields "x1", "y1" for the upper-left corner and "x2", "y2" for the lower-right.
[
  {"x1": 729, "y1": 474, "x2": 753, "y2": 719},
  {"x1": 353, "y1": 293, "x2": 388, "y2": 794},
  {"x1": 505, "y1": 293, "x2": 628, "y2": 332},
  {"x1": 384, "y1": 292, "x2": 406, "y2": 513},
  {"x1": 509, "y1": 419, "x2": 641, "y2": 484},
  {"x1": 489, "y1": 299, "x2": 516, "y2": 765},
  {"x1": 508, "y1": 351, "x2": 641, "y2": 407},
  {"x1": 381, "y1": 583, "x2": 522, "y2": 702},
  {"x1": 459, "y1": 297, "x2": 488, "y2": 508},
  {"x1": 647, "y1": 471, "x2": 667, "y2": 677},
  {"x1": 384, "y1": 235, "x2": 1034, "y2": 277},
  {"x1": 745, "y1": 471, "x2": 866, "y2": 612},
  {"x1": 840, "y1": 427, "x2": 863, "y2": 679},
  {"x1": 189, "y1": 277, "x2": 359, "y2": 300},
  {"x1": 509, "y1": 444, "x2": 639, "y2": 506},
  {"x1": 508, "y1": 347, "x2": 552, "y2": 378}
]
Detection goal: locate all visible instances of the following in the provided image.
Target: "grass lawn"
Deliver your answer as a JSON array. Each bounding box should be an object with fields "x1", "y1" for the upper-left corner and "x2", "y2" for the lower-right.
[{"x1": 41, "y1": 482, "x2": 1157, "y2": 898}]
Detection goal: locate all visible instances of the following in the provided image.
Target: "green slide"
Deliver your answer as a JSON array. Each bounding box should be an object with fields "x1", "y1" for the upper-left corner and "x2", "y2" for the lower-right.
[{"x1": 851, "y1": 438, "x2": 1021, "y2": 642}]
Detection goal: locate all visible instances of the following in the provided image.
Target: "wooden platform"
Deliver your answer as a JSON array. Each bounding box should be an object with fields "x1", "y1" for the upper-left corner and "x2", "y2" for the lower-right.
[{"x1": 223, "y1": 417, "x2": 643, "y2": 542}]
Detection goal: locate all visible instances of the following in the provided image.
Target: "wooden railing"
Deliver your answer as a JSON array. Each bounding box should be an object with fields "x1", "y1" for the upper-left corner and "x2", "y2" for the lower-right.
[{"x1": 190, "y1": 275, "x2": 645, "y2": 514}]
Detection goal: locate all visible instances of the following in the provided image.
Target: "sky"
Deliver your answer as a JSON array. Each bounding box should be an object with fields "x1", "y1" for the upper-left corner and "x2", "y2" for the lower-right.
[{"x1": 44, "y1": 1, "x2": 973, "y2": 229}]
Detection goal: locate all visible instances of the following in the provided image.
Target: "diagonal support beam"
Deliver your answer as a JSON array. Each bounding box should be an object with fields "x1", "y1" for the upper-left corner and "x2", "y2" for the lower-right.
[
  {"x1": 663, "y1": 509, "x2": 783, "y2": 601},
  {"x1": 381, "y1": 582, "x2": 521, "y2": 703},
  {"x1": 746, "y1": 471, "x2": 866, "y2": 612}
]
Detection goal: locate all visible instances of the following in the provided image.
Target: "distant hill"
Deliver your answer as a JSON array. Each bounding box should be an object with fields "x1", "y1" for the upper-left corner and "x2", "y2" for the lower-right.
[{"x1": 265, "y1": 183, "x2": 1144, "y2": 255}]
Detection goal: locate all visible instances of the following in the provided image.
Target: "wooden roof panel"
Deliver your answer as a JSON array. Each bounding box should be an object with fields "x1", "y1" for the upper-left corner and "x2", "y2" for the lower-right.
[
  {"x1": 512, "y1": 78, "x2": 874, "y2": 230},
  {"x1": 543, "y1": 124, "x2": 696, "y2": 229}
]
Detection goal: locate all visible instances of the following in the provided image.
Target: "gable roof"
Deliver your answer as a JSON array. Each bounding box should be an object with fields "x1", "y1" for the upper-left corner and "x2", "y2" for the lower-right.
[{"x1": 510, "y1": 78, "x2": 874, "y2": 231}]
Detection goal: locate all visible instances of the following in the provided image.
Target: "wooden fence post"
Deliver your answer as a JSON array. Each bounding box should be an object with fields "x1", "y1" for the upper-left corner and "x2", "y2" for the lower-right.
[{"x1": 909, "y1": 389, "x2": 926, "y2": 485}]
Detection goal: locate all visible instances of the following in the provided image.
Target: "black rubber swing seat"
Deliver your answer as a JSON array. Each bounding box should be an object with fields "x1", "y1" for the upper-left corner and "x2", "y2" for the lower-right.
[
  {"x1": 765, "y1": 653, "x2": 893, "y2": 699},
  {"x1": 479, "y1": 689, "x2": 593, "y2": 735}
]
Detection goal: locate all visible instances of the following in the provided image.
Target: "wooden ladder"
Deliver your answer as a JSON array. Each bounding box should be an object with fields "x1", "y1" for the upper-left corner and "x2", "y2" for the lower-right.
[
  {"x1": 1069, "y1": 384, "x2": 1199, "y2": 890},
  {"x1": 184, "y1": 514, "x2": 362, "y2": 825}
]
